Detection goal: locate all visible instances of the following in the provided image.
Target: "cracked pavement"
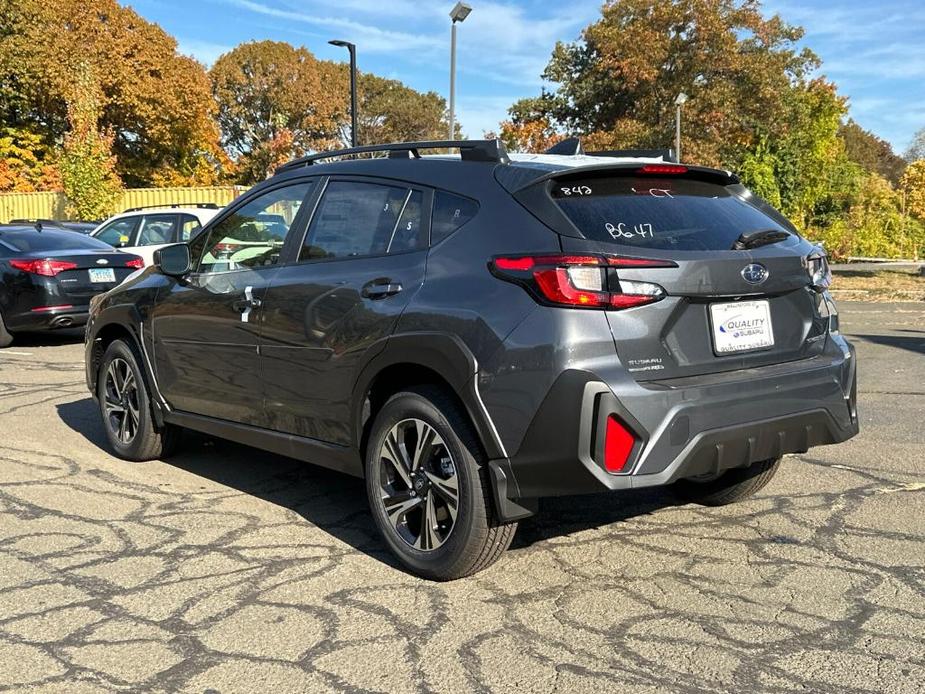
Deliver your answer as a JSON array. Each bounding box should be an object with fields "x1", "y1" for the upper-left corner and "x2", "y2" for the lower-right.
[{"x1": 0, "y1": 301, "x2": 922, "y2": 693}]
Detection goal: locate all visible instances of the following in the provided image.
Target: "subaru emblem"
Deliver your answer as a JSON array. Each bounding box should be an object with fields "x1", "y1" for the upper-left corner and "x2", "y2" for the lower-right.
[
  {"x1": 741, "y1": 263, "x2": 768, "y2": 284},
  {"x1": 96, "y1": 259, "x2": 109, "y2": 265}
]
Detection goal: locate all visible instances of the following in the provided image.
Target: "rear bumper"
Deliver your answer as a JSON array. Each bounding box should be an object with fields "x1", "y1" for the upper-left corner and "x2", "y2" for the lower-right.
[
  {"x1": 5, "y1": 308, "x2": 89, "y2": 332},
  {"x1": 490, "y1": 337, "x2": 858, "y2": 516}
]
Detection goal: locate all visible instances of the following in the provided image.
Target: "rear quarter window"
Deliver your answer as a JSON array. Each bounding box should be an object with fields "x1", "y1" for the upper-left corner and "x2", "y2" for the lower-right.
[
  {"x1": 431, "y1": 191, "x2": 478, "y2": 245},
  {"x1": 552, "y1": 177, "x2": 790, "y2": 251}
]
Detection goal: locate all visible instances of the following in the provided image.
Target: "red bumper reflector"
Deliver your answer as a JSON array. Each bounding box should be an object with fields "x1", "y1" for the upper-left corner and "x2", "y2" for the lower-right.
[
  {"x1": 31, "y1": 305, "x2": 75, "y2": 312},
  {"x1": 604, "y1": 415, "x2": 635, "y2": 473}
]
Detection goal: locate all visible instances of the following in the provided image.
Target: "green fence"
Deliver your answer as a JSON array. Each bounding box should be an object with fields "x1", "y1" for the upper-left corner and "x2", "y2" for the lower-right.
[{"x1": 0, "y1": 186, "x2": 250, "y2": 223}]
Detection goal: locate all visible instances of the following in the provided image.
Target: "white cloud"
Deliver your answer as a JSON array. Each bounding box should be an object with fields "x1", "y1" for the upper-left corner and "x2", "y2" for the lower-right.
[
  {"x1": 216, "y1": 0, "x2": 599, "y2": 85},
  {"x1": 177, "y1": 38, "x2": 234, "y2": 66},
  {"x1": 224, "y1": 0, "x2": 444, "y2": 53},
  {"x1": 278, "y1": 0, "x2": 438, "y2": 20},
  {"x1": 762, "y1": 0, "x2": 925, "y2": 151},
  {"x1": 451, "y1": 1, "x2": 599, "y2": 85}
]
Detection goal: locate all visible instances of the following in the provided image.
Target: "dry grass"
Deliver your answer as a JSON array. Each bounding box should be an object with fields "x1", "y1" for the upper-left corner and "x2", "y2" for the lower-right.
[{"x1": 830, "y1": 271, "x2": 925, "y2": 302}]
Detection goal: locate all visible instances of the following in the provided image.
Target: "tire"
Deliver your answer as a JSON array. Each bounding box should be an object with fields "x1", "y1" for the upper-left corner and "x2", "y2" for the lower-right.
[
  {"x1": 0, "y1": 311, "x2": 13, "y2": 348},
  {"x1": 674, "y1": 457, "x2": 781, "y2": 506},
  {"x1": 365, "y1": 386, "x2": 518, "y2": 580},
  {"x1": 97, "y1": 339, "x2": 180, "y2": 461}
]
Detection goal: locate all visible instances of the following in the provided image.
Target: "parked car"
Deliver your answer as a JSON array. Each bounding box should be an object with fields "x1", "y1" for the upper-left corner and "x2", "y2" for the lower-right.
[
  {"x1": 9, "y1": 219, "x2": 100, "y2": 234},
  {"x1": 0, "y1": 224, "x2": 142, "y2": 347},
  {"x1": 84, "y1": 139, "x2": 859, "y2": 580},
  {"x1": 90, "y1": 204, "x2": 220, "y2": 267}
]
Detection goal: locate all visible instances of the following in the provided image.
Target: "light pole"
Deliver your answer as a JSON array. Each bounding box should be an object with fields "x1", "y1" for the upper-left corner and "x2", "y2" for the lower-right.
[
  {"x1": 674, "y1": 92, "x2": 688, "y2": 163},
  {"x1": 448, "y1": 2, "x2": 472, "y2": 141},
  {"x1": 329, "y1": 39, "x2": 358, "y2": 147}
]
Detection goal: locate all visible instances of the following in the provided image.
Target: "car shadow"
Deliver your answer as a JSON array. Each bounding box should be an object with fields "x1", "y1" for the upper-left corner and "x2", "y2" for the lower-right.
[
  {"x1": 57, "y1": 396, "x2": 397, "y2": 569},
  {"x1": 57, "y1": 398, "x2": 111, "y2": 449},
  {"x1": 512, "y1": 487, "x2": 682, "y2": 550},
  {"x1": 9, "y1": 329, "x2": 85, "y2": 348},
  {"x1": 850, "y1": 332, "x2": 925, "y2": 355},
  {"x1": 57, "y1": 396, "x2": 681, "y2": 568}
]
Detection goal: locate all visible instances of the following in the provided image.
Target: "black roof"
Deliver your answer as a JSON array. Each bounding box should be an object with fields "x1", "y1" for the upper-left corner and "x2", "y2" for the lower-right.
[{"x1": 266, "y1": 139, "x2": 737, "y2": 198}]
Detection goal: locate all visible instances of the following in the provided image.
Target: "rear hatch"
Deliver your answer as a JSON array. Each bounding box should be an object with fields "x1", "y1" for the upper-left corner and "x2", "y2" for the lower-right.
[{"x1": 523, "y1": 165, "x2": 828, "y2": 381}]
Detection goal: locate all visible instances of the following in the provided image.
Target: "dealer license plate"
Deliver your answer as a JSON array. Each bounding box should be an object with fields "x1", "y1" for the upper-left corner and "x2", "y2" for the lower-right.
[{"x1": 710, "y1": 300, "x2": 774, "y2": 354}]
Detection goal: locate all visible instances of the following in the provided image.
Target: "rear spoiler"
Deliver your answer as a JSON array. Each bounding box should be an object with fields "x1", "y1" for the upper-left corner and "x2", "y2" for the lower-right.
[
  {"x1": 544, "y1": 137, "x2": 677, "y2": 163},
  {"x1": 507, "y1": 162, "x2": 740, "y2": 193}
]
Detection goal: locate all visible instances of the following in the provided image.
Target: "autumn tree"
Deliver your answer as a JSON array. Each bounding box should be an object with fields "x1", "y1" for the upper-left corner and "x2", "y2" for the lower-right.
[
  {"x1": 739, "y1": 80, "x2": 848, "y2": 228},
  {"x1": 900, "y1": 160, "x2": 925, "y2": 222},
  {"x1": 904, "y1": 127, "x2": 925, "y2": 163},
  {"x1": 352, "y1": 73, "x2": 452, "y2": 145},
  {"x1": 495, "y1": 93, "x2": 564, "y2": 152},
  {"x1": 210, "y1": 41, "x2": 346, "y2": 183},
  {"x1": 840, "y1": 120, "x2": 906, "y2": 185},
  {"x1": 58, "y1": 65, "x2": 122, "y2": 220},
  {"x1": 0, "y1": 0, "x2": 224, "y2": 186},
  {"x1": 809, "y1": 172, "x2": 924, "y2": 260},
  {"x1": 0, "y1": 127, "x2": 62, "y2": 192},
  {"x1": 519, "y1": 0, "x2": 819, "y2": 166}
]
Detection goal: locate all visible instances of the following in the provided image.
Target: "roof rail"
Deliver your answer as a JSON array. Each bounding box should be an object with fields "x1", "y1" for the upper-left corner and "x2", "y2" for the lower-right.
[
  {"x1": 122, "y1": 202, "x2": 221, "y2": 213},
  {"x1": 587, "y1": 148, "x2": 677, "y2": 162},
  {"x1": 276, "y1": 139, "x2": 511, "y2": 173}
]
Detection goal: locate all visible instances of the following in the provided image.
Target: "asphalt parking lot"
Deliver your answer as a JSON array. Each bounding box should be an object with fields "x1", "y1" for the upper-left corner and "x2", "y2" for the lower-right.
[{"x1": 0, "y1": 302, "x2": 922, "y2": 693}]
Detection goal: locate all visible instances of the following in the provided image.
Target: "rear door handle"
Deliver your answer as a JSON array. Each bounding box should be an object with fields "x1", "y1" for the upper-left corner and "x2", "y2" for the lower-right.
[{"x1": 361, "y1": 280, "x2": 403, "y2": 299}]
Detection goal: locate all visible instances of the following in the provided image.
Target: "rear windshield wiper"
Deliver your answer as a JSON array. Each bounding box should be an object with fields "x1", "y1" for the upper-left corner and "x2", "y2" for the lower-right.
[{"x1": 732, "y1": 228, "x2": 792, "y2": 250}]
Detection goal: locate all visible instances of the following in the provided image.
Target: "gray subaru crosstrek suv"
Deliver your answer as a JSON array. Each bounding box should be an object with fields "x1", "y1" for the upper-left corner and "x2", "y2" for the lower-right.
[{"x1": 84, "y1": 139, "x2": 859, "y2": 579}]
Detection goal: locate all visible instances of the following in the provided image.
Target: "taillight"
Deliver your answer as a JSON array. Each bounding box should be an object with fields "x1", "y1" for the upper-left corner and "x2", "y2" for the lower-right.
[
  {"x1": 805, "y1": 247, "x2": 831, "y2": 293},
  {"x1": 489, "y1": 254, "x2": 674, "y2": 310},
  {"x1": 125, "y1": 257, "x2": 145, "y2": 269},
  {"x1": 9, "y1": 259, "x2": 78, "y2": 277},
  {"x1": 604, "y1": 415, "x2": 636, "y2": 473}
]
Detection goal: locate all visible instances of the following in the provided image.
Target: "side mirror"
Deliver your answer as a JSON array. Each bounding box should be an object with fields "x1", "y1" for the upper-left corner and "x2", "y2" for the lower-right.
[{"x1": 153, "y1": 243, "x2": 191, "y2": 277}]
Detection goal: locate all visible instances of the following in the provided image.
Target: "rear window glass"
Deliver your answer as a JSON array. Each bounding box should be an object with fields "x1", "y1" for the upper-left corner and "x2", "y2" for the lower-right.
[
  {"x1": 552, "y1": 177, "x2": 789, "y2": 251},
  {"x1": 0, "y1": 229, "x2": 114, "y2": 253}
]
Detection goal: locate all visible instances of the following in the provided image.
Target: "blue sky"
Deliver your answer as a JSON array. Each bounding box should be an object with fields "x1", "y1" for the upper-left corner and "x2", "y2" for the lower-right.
[{"x1": 131, "y1": 0, "x2": 925, "y2": 153}]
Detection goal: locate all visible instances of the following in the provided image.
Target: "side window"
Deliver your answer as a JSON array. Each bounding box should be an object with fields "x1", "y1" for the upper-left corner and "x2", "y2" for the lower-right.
[
  {"x1": 300, "y1": 181, "x2": 423, "y2": 261},
  {"x1": 95, "y1": 218, "x2": 138, "y2": 248},
  {"x1": 180, "y1": 215, "x2": 202, "y2": 242},
  {"x1": 195, "y1": 182, "x2": 313, "y2": 273},
  {"x1": 137, "y1": 214, "x2": 178, "y2": 246},
  {"x1": 386, "y1": 190, "x2": 426, "y2": 253},
  {"x1": 431, "y1": 191, "x2": 479, "y2": 245}
]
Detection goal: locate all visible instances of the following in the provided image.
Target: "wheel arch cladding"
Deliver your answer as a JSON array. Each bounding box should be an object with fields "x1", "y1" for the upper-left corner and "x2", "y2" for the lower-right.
[
  {"x1": 351, "y1": 333, "x2": 507, "y2": 463},
  {"x1": 90, "y1": 322, "x2": 141, "y2": 391},
  {"x1": 89, "y1": 309, "x2": 166, "y2": 427}
]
